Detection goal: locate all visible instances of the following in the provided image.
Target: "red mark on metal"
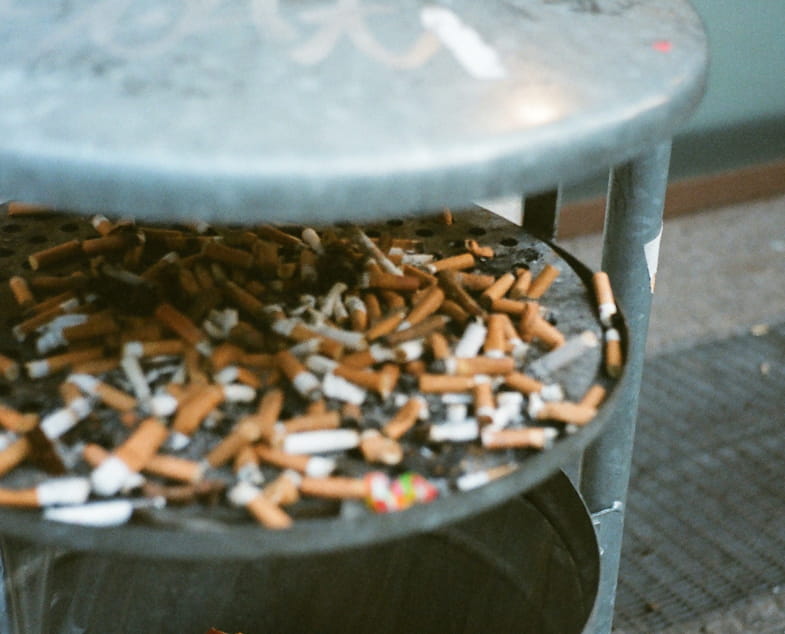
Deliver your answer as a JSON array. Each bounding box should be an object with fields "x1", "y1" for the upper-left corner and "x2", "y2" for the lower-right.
[{"x1": 653, "y1": 40, "x2": 673, "y2": 53}]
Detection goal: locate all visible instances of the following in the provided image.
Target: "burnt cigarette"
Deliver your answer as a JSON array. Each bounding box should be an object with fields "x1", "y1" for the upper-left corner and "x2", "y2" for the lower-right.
[
  {"x1": 299, "y1": 475, "x2": 368, "y2": 499},
  {"x1": 233, "y1": 445, "x2": 264, "y2": 485},
  {"x1": 527, "y1": 330, "x2": 599, "y2": 377},
  {"x1": 445, "y1": 356, "x2": 515, "y2": 376},
  {"x1": 427, "y1": 252, "x2": 475, "y2": 274},
  {"x1": 91, "y1": 417, "x2": 169, "y2": 496},
  {"x1": 172, "y1": 384, "x2": 226, "y2": 436},
  {"x1": 527, "y1": 264, "x2": 560, "y2": 299},
  {"x1": 473, "y1": 377, "x2": 496, "y2": 424},
  {"x1": 26, "y1": 346, "x2": 106, "y2": 379},
  {"x1": 340, "y1": 344, "x2": 396, "y2": 368},
  {"x1": 480, "y1": 272, "x2": 516, "y2": 307},
  {"x1": 144, "y1": 454, "x2": 205, "y2": 483},
  {"x1": 121, "y1": 354, "x2": 152, "y2": 402},
  {"x1": 320, "y1": 282, "x2": 348, "y2": 319},
  {"x1": 282, "y1": 429, "x2": 360, "y2": 455},
  {"x1": 28, "y1": 239, "x2": 82, "y2": 271},
  {"x1": 481, "y1": 427, "x2": 558, "y2": 450},
  {"x1": 256, "y1": 445, "x2": 336, "y2": 477},
  {"x1": 360, "y1": 429, "x2": 404, "y2": 465},
  {"x1": 456, "y1": 463, "x2": 517, "y2": 491},
  {"x1": 464, "y1": 239, "x2": 494, "y2": 259},
  {"x1": 393, "y1": 338, "x2": 426, "y2": 364},
  {"x1": 308, "y1": 322, "x2": 367, "y2": 352},
  {"x1": 592, "y1": 271, "x2": 618, "y2": 326},
  {"x1": 604, "y1": 327, "x2": 623, "y2": 378},
  {"x1": 508, "y1": 268, "x2": 532, "y2": 299},
  {"x1": 67, "y1": 373, "x2": 137, "y2": 412},
  {"x1": 579, "y1": 384, "x2": 607, "y2": 409},
  {"x1": 0, "y1": 477, "x2": 91, "y2": 508},
  {"x1": 276, "y1": 349, "x2": 322, "y2": 401},
  {"x1": 419, "y1": 374, "x2": 476, "y2": 393},
  {"x1": 383, "y1": 396, "x2": 427, "y2": 440},
  {"x1": 256, "y1": 225, "x2": 304, "y2": 247},
  {"x1": 0, "y1": 406, "x2": 38, "y2": 433},
  {"x1": 399, "y1": 285, "x2": 445, "y2": 330},
  {"x1": 228, "y1": 481, "x2": 293, "y2": 530},
  {"x1": 9, "y1": 276, "x2": 34, "y2": 311}
]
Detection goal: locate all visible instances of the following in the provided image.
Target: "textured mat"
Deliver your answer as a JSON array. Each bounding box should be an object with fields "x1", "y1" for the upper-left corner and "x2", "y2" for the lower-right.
[{"x1": 613, "y1": 322, "x2": 785, "y2": 632}]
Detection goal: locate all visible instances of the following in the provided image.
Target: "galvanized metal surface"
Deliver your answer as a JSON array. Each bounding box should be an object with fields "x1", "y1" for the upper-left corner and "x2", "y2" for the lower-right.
[
  {"x1": 0, "y1": 1, "x2": 707, "y2": 222},
  {"x1": 0, "y1": 471, "x2": 598, "y2": 633}
]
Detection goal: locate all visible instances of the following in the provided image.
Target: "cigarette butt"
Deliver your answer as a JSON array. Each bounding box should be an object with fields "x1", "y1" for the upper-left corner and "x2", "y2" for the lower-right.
[
  {"x1": 91, "y1": 214, "x2": 114, "y2": 236},
  {"x1": 378, "y1": 289, "x2": 406, "y2": 311},
  {"x1": 256, "y1": 445, "x2": 336, "y2": 478},
  {"x1": 508, "y1": 268, "x2": 532, "y2": 299},
  {"x1": 504, "y1": 371, "x2": 544, "y2": 395},
  {"x1": 519, "y1": 303, "x2": 565, "y2": 349},
  {"x1": 593, "y1": 271, "x2": 617, "y2": 326},
  {"x1": 154, "y1": 303, "x2": 208, "y2": 349},
  {"x1": 401, "y1": 264, "x2": 438, "y2": 287},
  {"x1": 483, "y1": 313, "x2": 507, "y2": 357},
  {"x1": 28, "y1": 272, "x2": 89, "y2": 293},
  {"x1": 579, "y1": 384, "x2": 607, "y2": 409},
  {"x1": 490, "y1": 298, "x2": 527, "y2": 315},
  {"x1": 0, "y1": 437, "x2": 31, "y2": 476},
  {"x1": 115, "y1": 418, "x2": 170, "y2": 471},
  {"x1": 172, "y1": 385, "x2": 225, "y2": 435},
  {"x1": 605, "y1": 328, "x2": 623, "y2": 378},
  {"x1": 401, "y1": 285, "x2": 444, "y2": 329},
  {"x1": 362, "y1": 292, "x2": 383, "y2": 324},
  {"x1": 71, "y1": 357, "x2": 121, "y2": 375},
  {"x1": 81, "y1": 233, "x2": 133, "y2": 257},
  {"x1": 428, "y1": 252, "x2": 475, "y2": 274},
  {"x1": 527, "y1": 264, "x2": 560, "y2": 299},
  {"x1": 0, "y1": 354, "x2": 20, "y2": 381},
  {"x1": 360, "y1": 430, "x2": 404, "y2": 465},
  {"x1": 456, "y1": 463, "x2": 518, "y2": 491},
  {"x1": 383, "y1": 397, "x2": 426, "y2": 440},
  {"x1": 209, "y1": 343, "x2": 244, "y2": 371},
  {"x1": 283, "y1": 411, "x2": 341, "y2": 434},
  {"x1": 68, "y1": 374, "x2": 137, "y2": 412},
  {"x1": 222, "y1": 280, "x2": 266, "y2": 320},
  {"x1": 345, "y1": 296, "x2": 368, "y2": 331},
  {"x1": 365, "y1": 308, "x2": 406, "y2": 341},
  {"x1": 28, "y1": 239, "x2": 82, "y2": 271},
  {"x1": 275, "y1": 349, "x2": 322, "y2": 400},
  {"x1": 429, "y1": 331, "x2": 452, "y2": 360},
  {"x1": 202, "y1": 240, "x2": 255, "y2": 269},
  {"x1": 0, "y1": 406, "x2": 38, "y2": 433},
  {"x1": 454, "y1": 272, "x2": 495, "y2": 292},
  {"x1": 473, "y1": 379, "x2": 495, "y2": 424},
  {"x1": 481, "y1": 273, "x2": 516, "y2": 307},
  {"x1": 229, "y1": 481, "x2": 292, "y2": 529},
  {"x1": 419, "y1": 374, "x2": 476, "y2": 393},
  {"x1": 6, "y1": 201, "x2": 54, "y2": 216},
  {"x1": 144, "y1": 454, "x2": 204, "y2": 483},
  {"x1": 26, "y1": 347, "x2": 105, "y2": 379},
  {"x1": 439, "y1": 299, "x2": 470, "y2": 326},
  {"x1": 535, "y1": 401, "x2": 597, "y2": 425},
  {"x1": 9, "y1": 276, "x2": 34, "y2": 310},
  {"x1": 441, "y1": 208, "x2": 454, "y2": 225},
  {"x1": 263, "y1": 470, "x2": 301, "y2": 506},
  {"x1": 62, "y1": 312, "x2": 119, "y2": 344},
  {"x1": 299, "y1": 475, "x2": 368, "y2": 499},
  {"x1": 464, "y1": 239, "x2": 494, "y2": 259},
  {"x1": 368, "y1": 272, "x2": 421, "y2": 292},
  {"x1": 482, "y1": 427, "x2": 558, "y2": 450},
  {"x1": 448, "y1": 356, "x2": 515, "y2": 376},
  {"x1": 0, "y1": 487, "x2": 42, "y2": 508}
]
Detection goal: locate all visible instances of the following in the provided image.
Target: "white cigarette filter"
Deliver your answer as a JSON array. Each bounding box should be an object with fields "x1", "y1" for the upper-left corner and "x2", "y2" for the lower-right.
[
  {"x1": 44, "y1": 498, "x2": 165, "y2": 527},
  {"x1": 282, "y1": 429, "x2": 360, "y2": 455},
  {"x1": 321, "y1": 372, "x2": 367, "y2": 405},
  {"x1": 453, "y1": 319, "x2": 488, "y2": 358},
  {"x1": 429, "y1": 419, "x2": 480, "y2": 443},
  {"x1": 36, "y1": 477, "x2": 92, "y2": 506}
]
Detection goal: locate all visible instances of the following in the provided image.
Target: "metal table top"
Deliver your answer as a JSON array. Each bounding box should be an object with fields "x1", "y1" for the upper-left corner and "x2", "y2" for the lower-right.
[{"x1": 0, "y1": 1, "x2": 707, "y2": 223}]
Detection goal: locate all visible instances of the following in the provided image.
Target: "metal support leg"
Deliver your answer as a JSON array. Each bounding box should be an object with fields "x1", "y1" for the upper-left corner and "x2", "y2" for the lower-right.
[
  {"x1": 522, "y1": 188, "x2": 561, "y2": 240},
  {"x1": 580, "y1": 142, "x2": 672, "y2": 633}
]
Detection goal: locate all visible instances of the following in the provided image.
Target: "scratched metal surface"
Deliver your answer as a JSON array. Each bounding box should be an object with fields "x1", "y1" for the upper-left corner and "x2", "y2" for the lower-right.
[{"x1": 0, "y1": 0, "x2": 706, "y2": 222}]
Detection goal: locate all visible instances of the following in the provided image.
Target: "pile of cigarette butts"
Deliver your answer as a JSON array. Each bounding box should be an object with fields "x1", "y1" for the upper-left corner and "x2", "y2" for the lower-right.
[{"x1": 0, "y1": 203, "x2": 622, "y2": 530}]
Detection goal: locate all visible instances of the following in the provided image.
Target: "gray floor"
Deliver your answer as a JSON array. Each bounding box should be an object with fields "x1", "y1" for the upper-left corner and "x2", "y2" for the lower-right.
[{"x1": 561, "y1": 194, "x2": 785, "y2": 633}]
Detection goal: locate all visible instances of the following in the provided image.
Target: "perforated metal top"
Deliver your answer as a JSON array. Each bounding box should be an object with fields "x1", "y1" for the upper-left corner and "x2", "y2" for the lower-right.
[{"x1": 0, "y1": 1, "x2": 707, "y2": 222}]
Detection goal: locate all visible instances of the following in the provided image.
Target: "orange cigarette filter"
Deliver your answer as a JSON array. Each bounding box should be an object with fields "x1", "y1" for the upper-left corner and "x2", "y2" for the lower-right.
[
  {"x1": 419, "y1": 374, "x2": 476, "y2": 393},
  {"x1": 489, "y1": 297, "x2": 527, "y2": 316},
  {"x1": 428, "y1": 332, "x2": 452, "y2": 360},
  {"x1": 282, "y1": 411, "x2": 341, "y2": 434},
  {"x1": 246, "y1": 493, "x2": 293, "y2": 529},
  {"x1": 482, "y1": 427, "x2": 555, "y2": 450},
  {"x1": 383, "y1": 397, "x2": 425, "y2": 440},
  {"x1": 205, "y1": 419, "x2": 259, "y2": 468},
  {"x1": 451, "y1": 356, "x2": 515, "y2": 376},
  {"x1": 401, "y1": 264, "x2": 437, "y2": 287},
  {"x1": 438, "y1": 299, "x2": 470, "y2": 326},
  {"x1": 154, "y1": 303, "x2": 207, "y2": 347},
  {"x1": 368, "y1": 272, "x2": 421, "y2": 292},
  {"x1": 0, "y1": 437, "x2": 31, "y2": 477},
  {"x1": 299, "y1": 475, "x2": 368, "y2": 499},
  {"x1": 483, "y1": 313, "x2": 507, "y2": 357},
  {"x1": 519, "y1": 303, "x2": 565, "y2": 349},
  {"x1": 480, "y1": 272, "x2": 516, "y2": 307},
  {"x1": 115, "y1": 417, "x2": 170, "y2": 472},
  {"x1": 81, "y1": 233, "x2": 133, "y2": 257},
  {"x1": 28, "y1": 272, "x2": 88, "y2": 293},
  {"x1": 256, "y1": 445, "x2": 313, "y2": 473},
  {"x1": 90, "y1": 379, "x2": 137, "y2": 413},
  {"x1": 71, "y1": 357, "x2": 120, "y2": 376},
  {"x1": 62, "y1": 312, "x2": 119, "y2": 343},
  {"x1": 0, "y1": 406, "x2": 38, "y2": 433},
  {"x1": 605, "y1": 329, "x2": 623, "y2": 378},
  {"x1": 0, "y1": 488, "x2": 42, "y2": 508},
  {"x1": 0, "y1": 354, "x2": 20, "y2": 381},
  {"x1": 202, "y1": 240, "x2": 255, "y2": 269},
  {"x1": 6, "y1": 201, "x2": 54, "y2": 216},
  {"x1": 473, "y1": 380, "x2": 495, "y2": 424},
  {"x1": 535, "y1": 401, "x2": 597, "y2": 425},
  {"x1": 508, "y1": 268, "x2": 532, "y2": 299},
  {"x1": 222, "y1": 281, "x2": 266, "y2": 320},
  {"x1": 504, "y1": 371, "x2": 543, "y2": 395},
  {"x1": 144, "y1": 453, "x2": 204, "y2": 483},
  {"x1": 455, "y1": 272, "x2": 495, "y2": 292},
  {"x1": 402, "y1": 285, "x2": 444, "y2": 327},
  {"x1": 210, "y1": 343, "x2": 244, "y2": 370},
  {"x1": 441, "y1": 208, "x2": 454, "y2": 225},
  {"x1": 527, "y1": 264, "x2": 560, "y2": 299},
  {"x1": 172, "y1": 384, "x2": 226, "y2": 435},
  {"x1": 263, "y1": 471, "x2": 300, "y2": 506},
  {"x1": 133, "y1": 339, "x2": 186, "y2": 358},
  {"x1": 360, "y1": 430, "x2": 403, "y2": 465},
  {"x1": 28, "y1": 346, "x2": 106, "y2": 377},
  {"x1": 378, "y1": 289, "x2": 406, "y2": 310},
  {"x1": 8, "y1": 276, "x2": 34, "y2": 310},
  {"x1": 579, "y1": 384, "x2": 607, "y2": 409},
  {"x1": 429, "y1": 252, "x2": 475, "y2": 273},
  {"x1": 363, "y1": 292, "x2": 383, "y2": 324},
  {"x1": 365, "y1": 308, "x2": 406, "y2": 341},
  {"x1": 464, "y1": 239, "x2": 494, "y2": 259},
  {"x1": 28, "y1": 239, "x2": 82, "y2": 270}
]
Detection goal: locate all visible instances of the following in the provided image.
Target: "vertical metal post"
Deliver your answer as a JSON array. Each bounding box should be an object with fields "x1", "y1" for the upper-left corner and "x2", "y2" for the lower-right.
[
  {"x1": 522, "y1": 188, "x2": 561, "y2": 240},
  {"x1": 580, "y1": 142, "x2": 671, "y2": 633}
]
